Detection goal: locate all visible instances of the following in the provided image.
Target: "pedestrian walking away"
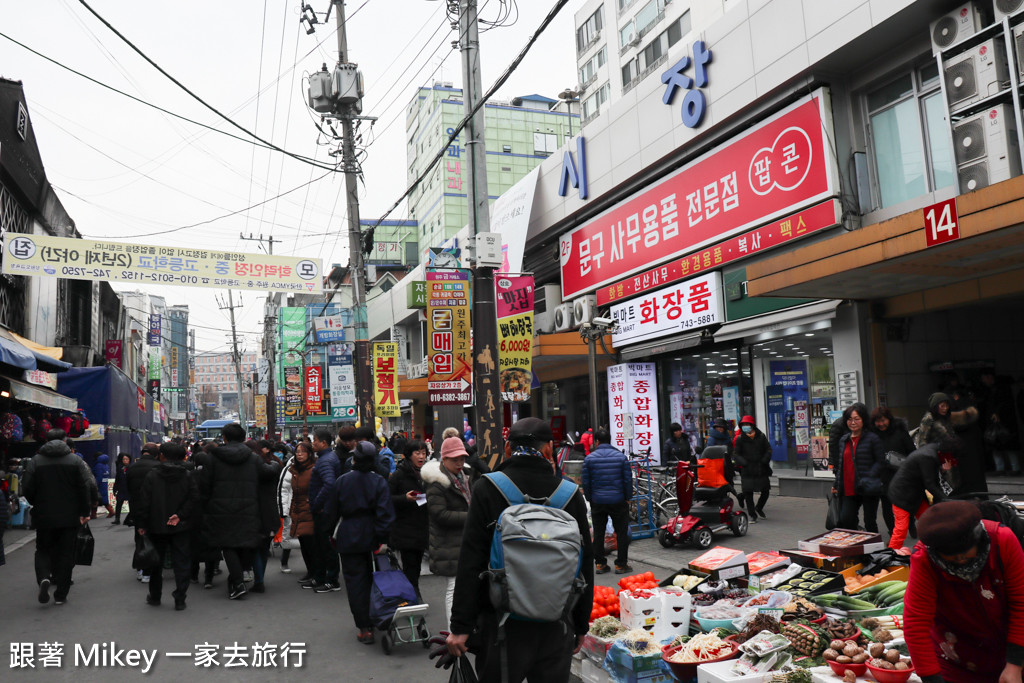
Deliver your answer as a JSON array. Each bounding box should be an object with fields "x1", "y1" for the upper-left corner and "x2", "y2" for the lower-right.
[
  {"x1": 733, "y1": 415, "x2": 772, "y2": 521},
  {"x1": 21, "y1": 428, "x2": 93, "y2": 605},
  {"x1": 581, "y1": 427, "x2": 633, "y2": 575},
  {"x1": 110, "y1": 453, "x2": 130, "y2": 524},
  {"x1": 134, "y1": 443, "x2": 200, "y2": 610},
  {"x1": 127, "y1": 443, "x2": 161, "y2": 583}
]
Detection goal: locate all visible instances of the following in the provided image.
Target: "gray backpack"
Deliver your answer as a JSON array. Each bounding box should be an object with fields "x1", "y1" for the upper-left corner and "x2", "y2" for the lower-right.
[{"x1": 481, "y1": 472, "x2": 586, "y2": 624}]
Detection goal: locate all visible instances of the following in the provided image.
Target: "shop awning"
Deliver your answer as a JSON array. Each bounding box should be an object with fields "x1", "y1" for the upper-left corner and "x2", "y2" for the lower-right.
[
  {"x1": 8, "y1": 330, "x2": 71, "y2": 371},
  {"x1": 0, "y1": 329, "x2": 72, "y2": 371},
  {"x1": 713, "y1": 300, "x2": 842, "y2": 344},
  {"x1": 620, "y1": 331, "x2": 705, "y2": 361},
  {"x1": 3, "y1": 377, "x2": 78, "y2": 412}
]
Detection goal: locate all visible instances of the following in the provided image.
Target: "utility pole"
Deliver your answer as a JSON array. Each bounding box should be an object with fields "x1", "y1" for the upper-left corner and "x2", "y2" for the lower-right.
[
  {"x1": 460, "y1": 0, "x2": 502, "y2": 467},
  {"x1": 333, "y1": 0, "x2": 375, "y2": 427},
  {"x1": 219, "y1": 291, "x2": 247, "y2": 428},
  {"x1": 241, "y1": 233, "x2": 282, "y2": 438}
]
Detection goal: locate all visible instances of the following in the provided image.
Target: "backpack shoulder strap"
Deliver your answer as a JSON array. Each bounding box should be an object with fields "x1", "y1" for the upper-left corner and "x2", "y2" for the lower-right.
[
  {"x1": 547, "y1": 479, "x2": 578, "y2": 510},
  {"x1": 483, "y1": 472, "x2": 526, "y2": 506}
]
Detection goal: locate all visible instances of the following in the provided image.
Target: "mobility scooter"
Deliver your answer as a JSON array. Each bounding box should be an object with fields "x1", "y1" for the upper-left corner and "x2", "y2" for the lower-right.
[{"x1": 657, "y1": 445, "x2": 748, "y2": 549}]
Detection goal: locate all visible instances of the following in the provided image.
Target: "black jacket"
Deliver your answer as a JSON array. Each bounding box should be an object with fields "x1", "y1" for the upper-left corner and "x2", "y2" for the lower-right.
[
  {"x1": 388, "y1": 458, "x2": 429, "y2": 551},
  {"x1": 325, "y1": 469, "x2": 394, "y2": 554},
  {"x1": 872, "y1": 418, "x2": 916, "y2": 487},
  {"x1": 887, "y1": 443, "x2": 948, "y2": 512},
  {"x1": 733, "y1": 429, "x2": 772, "y2": 492},
  {"x1": 449, "y1": 456, "x2": 594, "y2": 638},
  {"x1": 126, "y1": 454, "x2": 160, "y2": 505},
  {"x1": 22, "y1": 440, "x2": 93, "y2": 528},
  {"x1": 256, "y1": 454, "x2": 283, "y2": 535},
  {"x1": 134, "y1": 461, "x2": 200, "y2": 534},
  {"x1": 662, "y1": 434, "x2": 693, "y2": 466},
  {"x1": 199, "y1": 442, "x2": 279, "y2": 549},
  {"x1": 834, "y1": 431, "x2": 885, "y2": 496},
  {"x1": 112, "y1": 462, "x2": 129, "y2": 497}
]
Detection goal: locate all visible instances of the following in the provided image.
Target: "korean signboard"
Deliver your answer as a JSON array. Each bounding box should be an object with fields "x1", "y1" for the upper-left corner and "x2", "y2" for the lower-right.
[
  {"x1": 284, "y1": 367, "x2": 302, "y2": 418},
  {"x1": 597, "y1": 199, "x2": 840, "y2": 306},
  {"x1": 607, "y1": 363, "x2": 661, "y2": 463},
  {"x1": 329, "y1": 363, "x2": 356, "y2": 419},
  {"x1": 609, "y1": 271, "x2": 724, "y2": 347},
  {"x1": 495, "y1": 275, "x2": 534, "y2": 403},
  {"x1": 257, "y1": 358, "x2": 270, "y2": 395},
  {"x1": 373, "y1": 342, "x2": 400, "y2": 417},
  {"x1": 148, "y1": 314, "x2": 161, "y2": 346},
  {"x1": 427, "y1": 269, "x2": 472, "y2": 405},
  {"x1": 170, "y1": 346, "x2": 178, "y2": 367},
  {"x1": 305, "y1": 366, "x2": 323, "y2": 415},
  {"x1": 367, "y1": 241, "x2": 401, "y2": 264},
  {"x1": 105, "y1": 339, "x2": 122, "y2": 368},
  {"x1": 3, "y1": 233, "x2": 324, "y2": 294},
  {"x1": 407, "y1": 281, "x2": 427, "y2": 309},
  {"x1": 559, "y1": 93, "x2": 837, "y2": 299},
  {"x1": 313, "y1": 315, "x2": 345, "y2": 343},
  {"x1": 254, "y1": 394, "x2": 267, "y2": 429}
]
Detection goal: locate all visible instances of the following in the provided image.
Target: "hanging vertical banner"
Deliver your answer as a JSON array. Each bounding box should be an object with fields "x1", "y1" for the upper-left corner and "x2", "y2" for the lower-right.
[
  {"x1": 275, "y1": 389, "x2": 287, "y2": 425},
  {"x1": 607, "y1": 362, "x2": 661, "y2": 463},
  {"x1": 148, "y1": 314, "x2": 161, "y2": 346},
  {"x1": 495, "y1": 274, "x2": 534, "y2": 403},
  {"x1": 170, "y1": 346, "x2": 178, "y2": 367},
  {"x1": 373, "y1": 341, "x2": 400, "y2": 417},
  {"x1": 305, "y1": 366, "x2": 323, "y2": 414},
  {"x1": 284, "y1": 367, "x2": 302, "y2": 418},
  {"x1": 329, "y1": 363, "x2": 357, "y2": 419},
  {"x1": 254, "y1": 394, "x2": 267, "y2": 429},
  {"x1": 105, "y1": 339, "x2": 123, "y2": 368},
  {"x1": 426, "y1": 269, "x2": 472, "y2": 405}
]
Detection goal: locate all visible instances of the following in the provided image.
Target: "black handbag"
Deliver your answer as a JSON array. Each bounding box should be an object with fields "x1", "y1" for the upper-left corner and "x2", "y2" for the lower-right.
[
  {"x1": 132, "y1": 533, "x2": 160, "y2": 570},
  {"x1": 447, "y1": 656, "x2": 478, "y2": 683},
  {"x1": 74, "y1": 523, "x2": 95, "y2": 566},
  {"x1": 825, "y1": 491, "x2": 841, "y2": 530}
]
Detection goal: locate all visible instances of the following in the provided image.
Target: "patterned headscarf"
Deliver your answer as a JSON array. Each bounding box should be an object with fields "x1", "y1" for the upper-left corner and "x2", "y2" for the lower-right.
[{"x1": 927, "y1": 522, "x2": 991, "y2": 584}]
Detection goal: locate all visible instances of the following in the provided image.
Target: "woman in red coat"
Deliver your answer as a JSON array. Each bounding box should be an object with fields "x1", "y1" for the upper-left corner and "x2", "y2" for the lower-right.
[{"x1": 903, "y1": 500, "x2": 1024, "y2": 683}]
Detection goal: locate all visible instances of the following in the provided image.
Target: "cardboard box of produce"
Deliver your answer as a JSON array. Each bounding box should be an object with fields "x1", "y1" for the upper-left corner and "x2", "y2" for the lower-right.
[
  {"x1": 780, "y1": 549, "x2": 864, "y2": 572},
  {"x1": 745, "y1": 551, "x2": 790, "y2": 575},
  {"x1": 605, "y1": 646, "x2": 664, "y2": 674},
  {"x1": 689, "y1": 546, "x2": 749, "y2": 580},
  {"x1": 760, "y1": 567, "x2": 844, "y2": 597},
  {"x1": 798, "y1": 529, "x2": 885, "y2": 557},
  {"x1": 841, "y1": 564, "x2": 909, "y2": 594},
  {"x1": 696, "y1": 660, "x2": 777, "y2": 683},
  {"x1": 658, "y1": 566, "x2": 709, "y2": 592}
]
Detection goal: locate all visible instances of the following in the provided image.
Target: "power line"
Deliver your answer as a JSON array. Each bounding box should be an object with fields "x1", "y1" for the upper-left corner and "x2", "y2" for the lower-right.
[{"x1": 76, "y1": 0, "x2": 341, "y2": 173}]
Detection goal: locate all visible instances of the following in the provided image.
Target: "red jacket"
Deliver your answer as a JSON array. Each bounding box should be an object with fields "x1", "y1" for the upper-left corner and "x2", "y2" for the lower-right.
[
  {"x1": 903, "y1": 520, "x2": 1024, "y2": 682},
  {"x1": 579, "y1": 430, "x2": 593, "y2": 456}
]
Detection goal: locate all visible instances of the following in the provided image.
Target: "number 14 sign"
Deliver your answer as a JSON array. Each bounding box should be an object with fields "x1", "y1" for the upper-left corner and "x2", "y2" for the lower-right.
[{"x1": 924, "y1": 198, "x2": 960, "y2": 248}]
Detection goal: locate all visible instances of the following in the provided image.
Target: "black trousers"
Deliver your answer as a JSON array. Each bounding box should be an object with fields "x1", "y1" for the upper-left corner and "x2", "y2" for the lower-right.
[
  {"x1": 398, "y1": 548, "x2": 424, "y2": 596},
  {"x1": 740, "y1": 488, "x2": 770, "y2": 517},
  {"x1": 839, "y1": 494, "x2": 880, "y2": 532},
  {"x1": 339, "y1": 552, "x2": 373, "y2": 629},
  {"x1": 313, "y1": 513, "x2": 339, "y2": 582},
  {"x1": 591, "y1": 501, "x2": 630, "y2": 567},
  {"x1": 880, "y1": 493, "x2": 896, "y2": 534},
  {"x1": 297, "y1": 535, "x2": 318, "y2": 578},
  {"x1": 35, "y1": 526, "x2": 78, "y2": 599},
  {"x1": 475, "y1": 617, "x2": 575, "y2": 683},
  {"x1": 221, "y1": 547, "x2": 254, "y2": 587},
  {"x1": 112, "y1": 496, "x2": 127, "y2": 521},
  {"x1": 149, "y1": 533, "x2": 191, "y2": 602}
]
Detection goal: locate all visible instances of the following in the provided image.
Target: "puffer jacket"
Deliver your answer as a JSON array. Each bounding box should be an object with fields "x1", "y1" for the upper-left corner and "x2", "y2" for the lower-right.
[
  {"x1": 733, "y1": 428, "x2": 772, "y2": 492},
  {"x1": 199, "y1": 441, "x2": 279, "y2": 549},
  {"x1": 581, "y1": 443, "x2": 632, "y2": 504},
  {"x1": 915, "y1": 392, "x2": 978, "y2": 448},
  {"x1": 288, "y1": 459, "x2": 315, "y2": 538},
  {"x1": 325, "y1": 469, "x2": 394, "y2": 555},
  {"x1": 308, "y1": 448, "x2": 341, "y2": 515},
  {"x1": 22, "y1": 439, "x2": 93, "y2": 528},
  {"x1": 422, "y1": 459, "x2": 475, "y2": 576},
  {"x1": 134, "y1": 461, "x2": 200, "y2": 534},
  {"x1": 872, "y1": 418, "x2": 916, "y2": 487},
  {"x1": 255, "y1": 452, "x2": 283, "y2": 535},
  {"x1": 834, "y1": 431, "x2": 885, "y2": 496},
  {"x1": 388, "y1": 457, "x2": 429, "y2": 551},
  {"x1": 887, "y1": 443, "x2": 948, "y2": 513},
  {"x1": 92, "y1": 454, "x2": 111, "y2": 504},
  {"x1": 126, "y1": 454, "x2": 160, "y2": 506}
]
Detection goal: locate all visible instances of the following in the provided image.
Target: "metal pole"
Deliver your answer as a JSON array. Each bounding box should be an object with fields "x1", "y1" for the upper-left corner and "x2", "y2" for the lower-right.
[
  {"x1": 334, "y1": 0, "x2": 375, "y2": 426},
  {"x1": 460, "y1": 0, "x2": 501, "y2": 468},
  {"x1": 226, "y1": 289, "x2": 246, "y2": 427},
  {"x1": 588, "y1": 335, "x2": 599, "y2": 431}
]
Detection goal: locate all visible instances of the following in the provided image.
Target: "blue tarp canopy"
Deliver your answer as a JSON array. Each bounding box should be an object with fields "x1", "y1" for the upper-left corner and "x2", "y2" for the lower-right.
[
  {"x1": 0, "y1": 335, "x2": 38, "y2": 370},
  {"x1": 57, "y1": 365, "x2": 144, "y2": 429}
]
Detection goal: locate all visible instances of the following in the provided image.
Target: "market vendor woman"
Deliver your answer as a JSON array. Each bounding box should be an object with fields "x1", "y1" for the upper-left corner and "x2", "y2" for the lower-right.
[{"x1": 903, "y1": 500, "x2": 1024, "y2": 683}]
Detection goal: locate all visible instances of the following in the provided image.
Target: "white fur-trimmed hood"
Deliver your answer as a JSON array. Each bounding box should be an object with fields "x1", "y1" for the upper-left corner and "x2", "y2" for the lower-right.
[{"x1": 421, "y1": 459, "x2": 471, "y2": 487}]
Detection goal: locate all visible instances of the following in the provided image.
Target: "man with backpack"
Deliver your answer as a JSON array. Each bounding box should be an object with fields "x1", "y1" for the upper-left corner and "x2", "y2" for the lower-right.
[{"x1": 447, "y1": 417, "x2": 594, "y2": 682}]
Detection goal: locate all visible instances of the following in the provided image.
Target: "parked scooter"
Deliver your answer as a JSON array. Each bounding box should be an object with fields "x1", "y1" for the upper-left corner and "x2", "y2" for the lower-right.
[{"x1": 658, "y1": 446, "x2": 748, "y2": 549}]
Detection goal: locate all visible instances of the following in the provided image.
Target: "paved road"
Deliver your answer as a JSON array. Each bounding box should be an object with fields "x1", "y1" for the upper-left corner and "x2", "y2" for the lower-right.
[{"x1": 1, "y1": 494, "x2": 840, "y2": 681}]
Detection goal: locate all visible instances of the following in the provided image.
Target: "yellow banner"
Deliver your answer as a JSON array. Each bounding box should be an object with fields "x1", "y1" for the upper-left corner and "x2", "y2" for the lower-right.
[
  {"x1": 254, "y1": 394, "x2": 267, "y2": 429},
  {"x1": 496, "y1": 275, "x2": 534, "y2": 402},
  {"x1": 373, "y1": 342, "x2": 400, "y2": 417},
  {"x1": 2, "y1": 233, "x2": 323, "y2": 293}
]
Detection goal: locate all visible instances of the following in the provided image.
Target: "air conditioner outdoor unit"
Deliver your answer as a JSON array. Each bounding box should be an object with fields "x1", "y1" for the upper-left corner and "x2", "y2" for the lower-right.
[
  {"x1": 931, "y1": 3, "x2": 986, "y2": 54},
  {"x1": 553, "y1": 303, "x2": 575, "y2": 332},
  {"x1": 1015, "y1": 24, "x2": 1024, "y2": 81},
  {"x1": 573, "y1": 295, "x2": 598, "y2": 326},
  {"x1": 993, "y1": 0, "x2": 1024, "y2": 21},
  {"x1": 534, "y1": 311, "x2": 555, "y2": 335},
  {"x1": 535, "y1": 283, "x2": 563, "y2": 315},
  {"x1": 943, "y1": 39, "x2": 1009, "y2": 110},
  {"x1": 954, "y1": 104, "x2": 1023, "y2": 192},
  {"x1": 625, "y1": 31, "x2": 638, "y2": 47}
]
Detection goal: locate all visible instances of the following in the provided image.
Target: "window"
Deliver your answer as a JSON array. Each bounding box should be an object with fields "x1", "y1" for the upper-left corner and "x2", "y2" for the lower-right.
[
  {"x1": 620, "y1": 23, "x2": 636, "y2": 48},
  {"x1": 621, "y1": 12, "x2": 688, "y2": 90},
  {"x1": 579, "y1": 47, "x2": 607, "y2": 86},
  {"x1": 576, "y1": 7, "x2": 603, "y2": 53},
  {"x1": 582, "y1": 84, "x2": 610, "y2": 120},
  {"x1": 634, "y1": 0, "x2": 664, "y2": 38},
  {"x1": 866, "y1": 61, "x2": 955, "y2": 209},
  {"x1": 533, "y1": 132, "x2": 558, "y2": 155},
  {"x1": 502, "y1": 144, "x2": 512, "y2": 153}
]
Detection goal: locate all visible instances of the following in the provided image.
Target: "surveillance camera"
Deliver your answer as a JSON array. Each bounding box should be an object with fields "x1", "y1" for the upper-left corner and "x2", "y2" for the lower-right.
[{"x1": 592, "y1": 316, "x2": 614, "y2": 327}]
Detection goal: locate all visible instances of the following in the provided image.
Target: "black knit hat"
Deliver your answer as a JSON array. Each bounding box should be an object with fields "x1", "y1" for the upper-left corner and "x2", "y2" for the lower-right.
[
  {"x1": 918, "y1": 501, "x2": 983, "y2": 555},
  {"x1": 508, "y1": 417, "x2": 553, "y2": 448}
]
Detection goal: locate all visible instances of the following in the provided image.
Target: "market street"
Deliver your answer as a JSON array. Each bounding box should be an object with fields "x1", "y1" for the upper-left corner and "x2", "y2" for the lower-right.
[{"x1": 1, "y1": 494, "x2": 831, "y2": 681}]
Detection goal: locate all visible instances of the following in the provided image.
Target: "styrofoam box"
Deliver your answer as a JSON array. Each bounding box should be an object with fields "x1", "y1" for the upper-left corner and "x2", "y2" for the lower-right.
[
  {"x1": 696, "y1": 660, "x2": 771, "y2": 683},
  {"x1": 620, "y1": 588, "x2": 692, "y2": 643},
  {"x1": 571, "y1": 652, "x2": 583, "y2": 680},
  {"x1": 581, "y1": 657, "x2": 611, "y2": 683}
]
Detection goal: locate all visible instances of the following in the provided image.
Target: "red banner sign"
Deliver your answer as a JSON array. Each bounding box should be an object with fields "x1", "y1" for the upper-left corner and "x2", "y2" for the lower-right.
[
  {"x1": 105, "y1": 339, "x2": 123, "y2": 369},
  {"x1": 597, "y1": 200, "x2": 840, "y2": 306},
  {"x1": 560, "y1": 93, "x2": 837, "y2": 299},
  {"x1": 305, "y1": 366, "x2": 323, "y2": 414}
]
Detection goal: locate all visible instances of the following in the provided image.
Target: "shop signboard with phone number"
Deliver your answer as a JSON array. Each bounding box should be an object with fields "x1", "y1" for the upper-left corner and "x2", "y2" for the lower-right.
[
  {"x1": 426, "y1": 269, "x2": 472, "y2": 405},
  {"x1": 609, "y1": 271, "x2": 724, "y2": 347},
  {"x1": 559, "y1": 91, "x2": 837, "y2": 300}
]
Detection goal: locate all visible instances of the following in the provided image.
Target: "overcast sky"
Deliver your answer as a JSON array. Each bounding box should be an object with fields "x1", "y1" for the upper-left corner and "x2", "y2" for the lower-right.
[{"x1": 0, "y1": 0, "x2": 577, "y2": 355}]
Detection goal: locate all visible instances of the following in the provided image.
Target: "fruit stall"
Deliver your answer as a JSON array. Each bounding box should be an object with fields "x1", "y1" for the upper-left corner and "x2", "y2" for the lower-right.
[{"x1": 573, "y1": 529, "x2": 920, "y2": 683}]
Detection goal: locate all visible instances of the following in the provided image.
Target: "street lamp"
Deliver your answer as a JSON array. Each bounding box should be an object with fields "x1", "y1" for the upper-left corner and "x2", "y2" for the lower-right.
[
  {"x1": 579, "y1": 317, "x2": 618, "y2": 433},
  {"x1": 558, "y1": 88, "x2": 579, "y2": 138}
]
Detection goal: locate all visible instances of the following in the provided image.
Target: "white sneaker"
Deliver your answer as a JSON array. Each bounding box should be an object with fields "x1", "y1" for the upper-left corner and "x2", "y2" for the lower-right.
[
  {"x1": 141, "y1": 575, "x2": 150, "y2": 584},
  {"x1": 243, "y1": 571, "x2": 254, "y2": 583},
  {"x1": 280, "y1": 565, "x2": 292, "y2": 574},
  {"x1": 137, "y1": 570, "x2": 144, "y2": 582}
]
